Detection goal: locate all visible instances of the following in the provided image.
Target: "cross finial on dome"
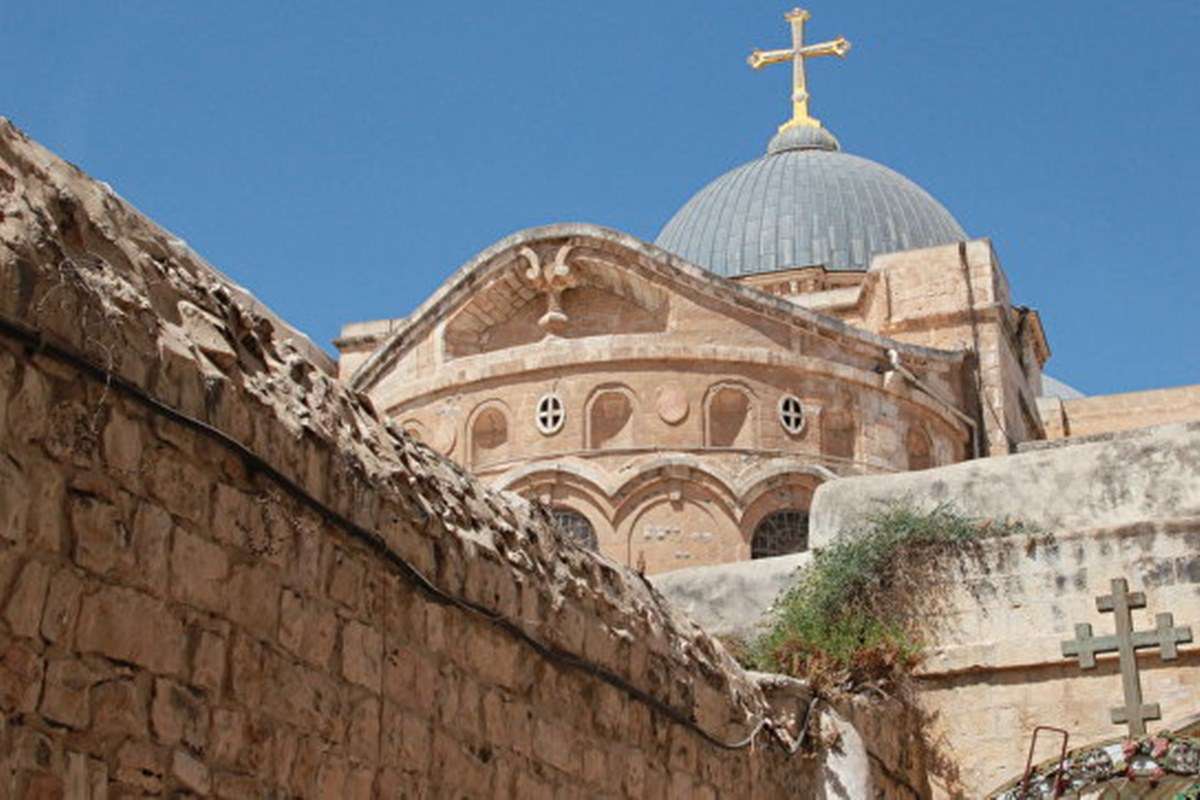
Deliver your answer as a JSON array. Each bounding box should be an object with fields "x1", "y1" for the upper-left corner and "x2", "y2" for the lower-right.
[{"x1": 748, "y1": 8, "x2": 850, "y2": 133}]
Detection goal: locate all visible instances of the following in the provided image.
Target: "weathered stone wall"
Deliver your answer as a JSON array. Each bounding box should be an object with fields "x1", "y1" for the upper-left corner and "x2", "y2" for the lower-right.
[
  {"x1": 810, "y1": 422, "x2": 1200, "y2": 796},
  {"x1": 650, "y1": 553, "x2": 811, "y2": 642},
  {"x1": 656, "y1": 423, "x2": 1200, "y2": 796},
  {"x1": 1037, "y1": 383, "x2": 1200, "y2": 441},
  {"x1": 0, "y1": 119, "x2": 828, "y2": 797}
]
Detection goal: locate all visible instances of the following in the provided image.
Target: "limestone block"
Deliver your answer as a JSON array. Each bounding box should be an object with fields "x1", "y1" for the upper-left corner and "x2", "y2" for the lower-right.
[
  {"x1": 533, "y1": 718, "x2": 578, "y2": 775},
  {"x1": 129, "y1": 503, "x2": 171, "y2": 596},
  {"x1": 170, "y1": 529, "x2": 229, "y2": 612},
  {"x1": 151, "y1": 677, "x2": 208, "y2": 752},
  {"x1": 582, "y1": 745, "x2": 608, "y2": 786},
  {"x1": 25, "y1": 457, "x2": 64, "y2": 553},
  {"x1": 264, "y1": 660, "x2": 327, "y2": 736},
  {"x1": 40, "y1": 567, "x2": 83, "y2": 645},
  {"x1": 328, "y1": 547, "x2": 365, "y2": 610},
  {"x1": 315, "y1": 754, "x2": 349, "y2": 800},
  {"x1": 287, "y1": 733, "x2": 323, "y2": 796},
  {"x1": 228, "y1": 632, "x2": 268, "y2": 707},
  {"x1": 70, "y1": 494, "x2": 169, "y2": 597},
  {"x1": 0, "y1": 638, "x2": 44, "y2": 713},
  {"x1": 90, "y1": 677, "x2": 148, "y2": 739},
  {"x1": 225, "y1": 562, "x2": 280, "y2": 640},
  {"x1": 172, "y1": 748, "x2": 211, "y2": 795},
  {"x1": 346, "y1": 694, "x2": 381, "y2": 762},
  {"x1": 211, "y1": 483, "x2": 253, "y2": 548},
  {"x1": 69, "y1": 495, "x2": 121, "y2": 574},
  {"x1": 209, "y1": 707, "x2": 247, "y2": 766},
  {"x1": 341, "y1": 619, "x2": 383, "y2": 693},
  {"x1": 430, "y1": 730, "x2": 491, "y2": 795},
  {"x1": 345, "y1": 766, "x2": 375, "y2": 800},
  {"x1": 9, "y1": 365, "x2": 49, "y2": 444},
  {"x1": 77, "y1": 585, "x2": 186, "y2": 676},
  {"x1": 145, "y1": 445, "x2": 211, "y2": 524},
  {"x1": 0, "y1": 455, "x2": 29, "y2": 545},
  {"x1": 467, "y1": 626, "x2": 523, "y2": 692},
  {"x1": 5, "y1": 559, "x2": 50, "y2": 639},
  {"x1": 39, "y1": 658, "x2": 97, "y2": 729},
  {"x1": 289, "y1": 592, "x2": 337, "y2": 669},
  {"x1": 115, "y1": 739, "x2": 166, "y2": 793},
  {"x1": 191, "y1": 629, "x2": 227, "y2": 694}
]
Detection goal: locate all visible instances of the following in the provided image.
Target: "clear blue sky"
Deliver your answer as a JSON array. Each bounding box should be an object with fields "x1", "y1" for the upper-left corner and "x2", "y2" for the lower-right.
[{"x1": 4, "y1": 2, "x2": 1197, "y2": 395}]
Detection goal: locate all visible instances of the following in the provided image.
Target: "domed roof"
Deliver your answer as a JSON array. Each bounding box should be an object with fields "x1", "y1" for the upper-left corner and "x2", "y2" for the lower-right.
[{"x1": 655, "y1": 125, "x2": 966, "y2": 276}]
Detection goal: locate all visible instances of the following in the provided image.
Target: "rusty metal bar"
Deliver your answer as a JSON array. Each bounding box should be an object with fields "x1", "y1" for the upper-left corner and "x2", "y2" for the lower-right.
[{"x1": 1019, "y1": 725, "x2": 1070, "y2": 799}]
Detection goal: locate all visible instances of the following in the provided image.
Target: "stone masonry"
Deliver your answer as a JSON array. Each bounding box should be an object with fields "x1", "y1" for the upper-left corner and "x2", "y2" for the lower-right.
[
  {"x1": 653, "y1": 420, "x2": 1200, "y2": 797},
  {"x1": 0, "y1": 118, "x2": 859, "y2": 797}
]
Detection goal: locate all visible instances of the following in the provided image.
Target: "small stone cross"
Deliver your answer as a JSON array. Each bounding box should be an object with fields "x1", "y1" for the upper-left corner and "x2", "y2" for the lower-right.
[{"x1": 1061, "y1": 578, "x2": 1192, "y2": 736}]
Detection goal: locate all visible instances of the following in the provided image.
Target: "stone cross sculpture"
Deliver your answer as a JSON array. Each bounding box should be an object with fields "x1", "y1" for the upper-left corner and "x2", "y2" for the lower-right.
[
  {"x1": 747, "y1": 8, "x2": 851, "y2": 132},
  {"x1": 1061, "y1": 578, "x2": 1193, "y2": 736}
]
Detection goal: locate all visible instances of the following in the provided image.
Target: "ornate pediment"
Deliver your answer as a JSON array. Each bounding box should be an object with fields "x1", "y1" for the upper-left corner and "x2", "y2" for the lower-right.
[{"x1": 442, "y1": 241, "x2": 670, "y2": 358}]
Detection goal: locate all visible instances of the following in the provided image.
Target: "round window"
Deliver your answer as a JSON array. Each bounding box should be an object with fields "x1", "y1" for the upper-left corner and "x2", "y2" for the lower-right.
[
  {"x1": 536, "y1": 393, "x2": 565, "y2": 435},
  {"x1": 778, "y1": 394, "x2": 805, "y2": 435},
  {"x1": 550, "y1": 508, "x2": 598, "y2": 551}
]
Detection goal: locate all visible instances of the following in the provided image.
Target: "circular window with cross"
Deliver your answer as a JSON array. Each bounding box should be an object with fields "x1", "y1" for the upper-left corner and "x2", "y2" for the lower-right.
[
  {"x1": 536, "y1": 393, "x2": 565, "y2": 435},
  {"x1": 778, "y1": 394, "x2": 806, "y2": 435}
]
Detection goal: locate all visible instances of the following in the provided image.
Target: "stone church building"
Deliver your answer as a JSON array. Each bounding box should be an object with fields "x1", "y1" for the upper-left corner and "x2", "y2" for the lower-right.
[{"x1": 333, "y1": 11, "x2": 1197, "y2": 577}]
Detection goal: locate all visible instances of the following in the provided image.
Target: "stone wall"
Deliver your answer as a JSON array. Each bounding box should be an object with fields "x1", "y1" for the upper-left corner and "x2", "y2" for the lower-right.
[
  {"x1": 0, "y1": 118, "x2": 833, "y2": 797},
  {"x1": 650, "y1": 553, "x2": 811, "y2": 642},
  {"x1": 656, "y1": 422, "x2": 1200, "y2": 796},
  {"x1": 809, "y1": 422, "x2": 1200, "y2": 796},
  {"x1": 1037, "y1": 384, "x2": 1200, "y2": 441}
]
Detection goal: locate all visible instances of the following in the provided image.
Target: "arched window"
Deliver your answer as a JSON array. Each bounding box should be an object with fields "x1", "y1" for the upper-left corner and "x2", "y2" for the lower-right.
[
  {"x1": 470, "y1": 407, "x2": 508, "y2": 468},
  {"x1": 906, "y1": 426, "x2": 933, "y2": 471},
  {"x1": 821, "y1": 408, "x2": 855, "y2": 461},
  {"x1": 550, "y1": 508, "x2": 598, "y2": 551},
  {"x1": 751, "y1": 510, "x2": 809, "y2": 559},
  {"x1": 707, "y1": 386, "x2": 753, "y2": 447},
  {"x1": 588, "y1": 390, "x2": 634, "y2": 449}
]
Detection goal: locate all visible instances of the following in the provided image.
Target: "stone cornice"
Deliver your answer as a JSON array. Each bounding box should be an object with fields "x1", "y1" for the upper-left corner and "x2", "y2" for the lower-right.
[{"x1": 347, "y1": 224, "x2": 968, "y2": 393}]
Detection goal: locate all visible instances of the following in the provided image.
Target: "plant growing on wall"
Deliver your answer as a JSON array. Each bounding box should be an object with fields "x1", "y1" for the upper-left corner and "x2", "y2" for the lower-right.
[{"x1": 749, "y1": 501, "x2": 1037, "y2": 692}]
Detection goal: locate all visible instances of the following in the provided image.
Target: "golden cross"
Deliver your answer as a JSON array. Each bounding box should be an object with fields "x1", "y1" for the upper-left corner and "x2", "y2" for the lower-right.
[{"x1": 748, "y1": 8, "x2": 850, "y2": 132}]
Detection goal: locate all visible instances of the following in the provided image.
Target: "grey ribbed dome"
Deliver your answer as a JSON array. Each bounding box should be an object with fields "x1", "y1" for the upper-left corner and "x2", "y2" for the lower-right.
[{"x1": 656, "y1": 127, "x2": 966, "y2": 275}]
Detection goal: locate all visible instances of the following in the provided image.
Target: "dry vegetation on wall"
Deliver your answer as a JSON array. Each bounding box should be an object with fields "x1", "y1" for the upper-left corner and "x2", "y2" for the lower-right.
[{"x1": 749, "y1": 502, "x2": 1041, "y2": 693}]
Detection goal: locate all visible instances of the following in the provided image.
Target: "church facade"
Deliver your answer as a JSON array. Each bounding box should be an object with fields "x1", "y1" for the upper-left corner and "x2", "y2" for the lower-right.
[{"x1": 334, "y1": 10, "x2": 1196, "y2": 576}]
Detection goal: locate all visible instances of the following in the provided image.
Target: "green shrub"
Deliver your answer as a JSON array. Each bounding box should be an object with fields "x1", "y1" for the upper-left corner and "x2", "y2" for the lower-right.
[{"x1": 749, "y1": 501, "x2": 1033, "y2": 691}]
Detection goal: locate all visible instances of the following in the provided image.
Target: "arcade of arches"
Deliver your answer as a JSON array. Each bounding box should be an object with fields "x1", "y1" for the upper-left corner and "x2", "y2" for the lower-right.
[{"x1": 376, "y1": 356, "x2": 962, "y2": 573}]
